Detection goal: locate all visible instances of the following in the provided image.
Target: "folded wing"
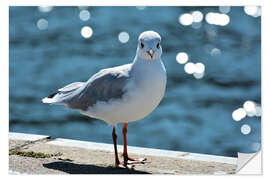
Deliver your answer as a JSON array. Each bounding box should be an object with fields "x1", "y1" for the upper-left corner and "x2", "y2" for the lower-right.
[{"x1": 42, "y1": 64, "x2": 131, "y2": 111}]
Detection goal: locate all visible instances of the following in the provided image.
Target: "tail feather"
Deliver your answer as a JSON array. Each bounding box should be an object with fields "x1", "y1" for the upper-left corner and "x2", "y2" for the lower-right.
[
  {"x1": 42, "y1": 97, "x2": 56, "y2": 103},
  {"x1": 42, "y1": 90, "x2": 75, "y2": 105},
  {"x1": 42, "y1": 82, "x2": 84, "y2": 105},
  {"x1": 42, "y1": 91, "x2": 59, "y2": 104}
]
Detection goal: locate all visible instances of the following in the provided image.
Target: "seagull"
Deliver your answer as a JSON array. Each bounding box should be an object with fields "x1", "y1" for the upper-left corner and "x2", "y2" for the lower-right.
[{"x1": 42, "y1": 31, "x2": 167, "y2": 168}]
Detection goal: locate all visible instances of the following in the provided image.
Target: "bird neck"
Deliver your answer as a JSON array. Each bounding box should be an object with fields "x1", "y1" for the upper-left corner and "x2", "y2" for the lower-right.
[
  {"x1": 130, "y1": 56, "x2": 166, "y2": 91},
  {"x1": 131, "y1": 56, "x2": 165, "y2": 80},
  {"x1": 132, "y1": 55, "x2": 162, "y2": 69}
]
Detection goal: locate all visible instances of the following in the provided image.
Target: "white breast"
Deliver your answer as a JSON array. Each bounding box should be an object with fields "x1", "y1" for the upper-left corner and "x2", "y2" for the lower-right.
[{"x1": 81, "y1": 59, "x2": 167, "y2": 125}]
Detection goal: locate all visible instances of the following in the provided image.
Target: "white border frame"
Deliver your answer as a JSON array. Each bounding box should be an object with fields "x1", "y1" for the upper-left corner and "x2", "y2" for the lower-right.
[{"x1": 3, "y1": 0, "x2": 268, "y2": 179}]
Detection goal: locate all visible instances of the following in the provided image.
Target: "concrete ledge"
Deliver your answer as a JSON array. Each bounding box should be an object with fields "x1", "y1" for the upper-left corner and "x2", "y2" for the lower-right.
[
  {"x1": 48, "y1": 138, "x2": 237, "y2": 165},
  {"x1": 9, "y1": 132, "x2": 237, "y2": 174},
  {"x1": 9, "y1": 132, "x2": 50, "y2": 142}
]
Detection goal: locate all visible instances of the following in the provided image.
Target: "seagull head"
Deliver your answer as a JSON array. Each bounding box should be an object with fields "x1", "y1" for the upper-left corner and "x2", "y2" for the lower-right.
[{"x1": 136, "y1": 31, "x2": 162, "y2": 61}]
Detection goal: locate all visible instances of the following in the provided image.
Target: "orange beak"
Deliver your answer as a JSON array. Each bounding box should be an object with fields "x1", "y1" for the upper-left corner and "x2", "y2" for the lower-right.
[{"x1": 147, "y1": 49, "x2": 154, "y2": 57}]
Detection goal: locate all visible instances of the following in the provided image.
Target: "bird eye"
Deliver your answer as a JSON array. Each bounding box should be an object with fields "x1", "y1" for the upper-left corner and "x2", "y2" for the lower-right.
[
  {"x1": 156, "y1": 43, "x2": 160, "y2": 49},
  {"x1": 140, "y1": 42, "x2": 144, "y2": 48}
]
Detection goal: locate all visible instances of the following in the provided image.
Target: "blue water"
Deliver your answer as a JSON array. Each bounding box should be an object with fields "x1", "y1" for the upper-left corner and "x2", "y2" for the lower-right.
[{"x1": 9, "y1": 6, "x2": 261, "y2": 157}]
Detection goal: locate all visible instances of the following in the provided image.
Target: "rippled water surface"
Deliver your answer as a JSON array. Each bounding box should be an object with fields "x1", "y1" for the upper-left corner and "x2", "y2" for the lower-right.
[{"x1": 9, "y1": 6, "x2": 261, "y2": 157}]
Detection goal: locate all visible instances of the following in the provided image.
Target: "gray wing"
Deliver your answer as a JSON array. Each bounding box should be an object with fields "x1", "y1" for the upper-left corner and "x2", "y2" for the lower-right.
[
  {"x1": 44, "y1": 82, "x2": 85, "y2": 102},
  {"x1": 64, "y1": 65, "x2": 131, "y2": 111}
]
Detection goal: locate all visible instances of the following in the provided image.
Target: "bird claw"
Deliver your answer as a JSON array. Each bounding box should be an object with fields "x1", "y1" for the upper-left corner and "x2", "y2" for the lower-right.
[
  {"x1": 127, "y1": 157, "x2": 147, "y2": 164},
  {"x1": 116, "y1": 162, "x2": 134, "y2": 169}
]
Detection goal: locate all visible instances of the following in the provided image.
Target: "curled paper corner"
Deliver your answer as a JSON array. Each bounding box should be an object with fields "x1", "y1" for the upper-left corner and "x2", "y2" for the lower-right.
[{"x1": 236, "y1": 151, "x2": 262, "y2": 174}]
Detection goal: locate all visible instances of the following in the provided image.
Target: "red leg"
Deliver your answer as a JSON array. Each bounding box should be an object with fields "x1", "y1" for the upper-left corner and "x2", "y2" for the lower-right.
[
  {"x1": 122, "y1": 123, "x2": 129, "y2": 164},
  {"x1": 112, "y1": 126, "x2": 120, "y2": 166},
  {"x1": 112, "y1": 125, "x2": 133, "y2": 169},
  {"x1": 122, "y1": 123, "x2": 146, "y2": 165}
]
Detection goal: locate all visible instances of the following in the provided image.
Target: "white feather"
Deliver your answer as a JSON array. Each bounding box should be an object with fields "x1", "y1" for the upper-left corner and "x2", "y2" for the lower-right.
[{"x1": 42, "y1": 97, "x2": 55, "y2": 103}]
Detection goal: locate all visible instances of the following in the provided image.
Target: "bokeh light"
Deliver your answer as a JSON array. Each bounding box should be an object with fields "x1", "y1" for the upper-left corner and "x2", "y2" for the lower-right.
[
  {"x1": 219, "y1": 6, "x2": 231, "y2": 14},
  {"x1": 244, "y1": 6, "x2": 261, "y2": 18},
  {"x1": 232, "y1": 108, "x2": 246, "y2": 121},
  {"x1": 184, "y1": 62, "x2": 196, "y2": 74},
  {"x1": 193, "y1": 63, "x2": 205, "y2": 79},
  {"x1": 176, "y1": 52, "x2": 189, "y2": 64},
  {"x1": 179, "y1": 13, "x2": 193, "y2": 26},
  {"x1": 183, "y1": 61, "x2": 206, "y2": 79},
  {"x1": 210, "y1": 48, "x2": 221, "y2": 57},
  {"x1": 194, "y1": 63, "x2": 205, "y2": 74},
  {"x1": 79, "y1": 10, "x2": 91, "y2": 21},
  {"x1": 241, "y1": 124, "x2": 251, "y2": 135},
  {"x1": 118, "y1": 32, "x2": 130, "y2": 43},
  {"x1": 36, "y1": 18, "x2": 48, "y2": 30},
  {"x1": 191, "y1": 11, "x2": 203, "y2": 23},
  {"x1": 206, "y1": 12, "x2": 230, "y2": 26},
  {"x1": 81, "y1": 26, "x2": 93, "y2": 38},
  {"x1": 232, "y1": 101, "x2": 261, "y2": 121},
  {"x1": 38, "y1": 6, "x2": 53, "y2": 13},
  {"x1": 243, "y1": 100, "x2": 256, "y2": 117},
  {"x1": 193, "y1": 72, "x2": 204, "y2": 79},
  {"x1": 255, "y1": 105, "x2": 262, "y2": 117}
]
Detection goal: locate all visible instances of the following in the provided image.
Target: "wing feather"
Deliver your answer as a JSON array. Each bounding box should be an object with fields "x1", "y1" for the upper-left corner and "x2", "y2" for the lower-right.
[{"x1": 64, "y1": 64, "x2": 131, "y2": 110}]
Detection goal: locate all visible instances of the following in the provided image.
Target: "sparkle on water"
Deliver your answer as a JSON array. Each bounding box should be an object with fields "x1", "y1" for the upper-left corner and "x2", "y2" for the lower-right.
[
  {"x1": 210, "y1": 48, "x2": 221, "y2": 56},
  {"x1": 191, "y1": 11, "x2": 203, "y2": 23},
  {"x1": 194, "y1": 63, "x2": 205, "y2": 74},
  {"x1": 183, "y1": 61, "x2": 206, "y2": 79},
  {"x1": 118, "y1": 32, "x2": 130, "y2": 43},
  {"x1": 184, "y1": 62, "x2": 196, "y2": 74},
  {"x1": 232, "y1": 108, "x2": 247, "y2": 121},
  {"x1": 81, "y1": 26, "x2": 93, "y2": 39},
  {"x1": 205, "y1": 12, "x2": 230, "y2": 26},
  {"x1": 79, "y1": 10, "x2": 91, "y2": 21},
  {"x1": 241, "y1": 124, "x2": 251, "y2": 135},
  {"x1": 37, "y1": 18, "x2": 48, "y2": 30},
  {"x1": 243, "y1": 100, "x2": 256, "y2": 117},
  {"x1": 219, "y1": 6, "x2": 231, "y2": 14},
  {"x1": 179, "y1": 13, "x2": 193, "y2": 26},
  {"x1": 244, "y1": 6, "x2": 261, "y2": 18},
  {"x1": 176, "y1": 52, "x2": 189, "y2": 64},
  {"x1": 38, "y1": 6, "x2": 53, "y2": 13},
  {"x1": 232, "y1": 100, "x2": 261, "y2": 122},
  {"x1": 193, "y1": 72, "x2": 204, "y2": 79},
  {"x1": 255, "y1": 106, "x2": 262, "y2": 117}
]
